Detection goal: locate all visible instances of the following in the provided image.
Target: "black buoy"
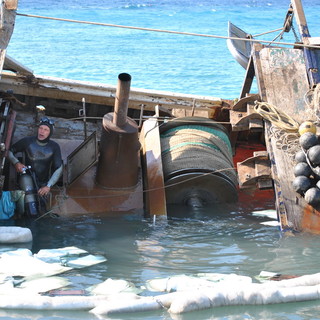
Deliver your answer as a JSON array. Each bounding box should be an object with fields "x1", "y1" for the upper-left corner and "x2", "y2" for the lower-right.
[
  {"x1": 304, "y1": 187, "x2": 320, "y2": 206},
  {"x1": 295, "y1": 150, "x2": 307, "y2": 163},
  {"x1": 307, "y1": 145, "x2": 320, "y2": 166},
  {"x1": 299, "y1": 132, "x2": 318, "y2": 150},
  {"x1": 294, "y1": 162, "x2": 312, "y2": 177},
  {"x1": 292, "y1": 176, "x2": 312, "y2": 194}
]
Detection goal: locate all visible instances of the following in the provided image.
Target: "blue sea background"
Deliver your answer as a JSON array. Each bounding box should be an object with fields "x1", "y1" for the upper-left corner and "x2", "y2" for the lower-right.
[
  {"x1": 4, "y1": 1, "x2": 320, "y2": 320},
  {"x1": 8, "y1": 0, "x2": 320, "y2": 99}
]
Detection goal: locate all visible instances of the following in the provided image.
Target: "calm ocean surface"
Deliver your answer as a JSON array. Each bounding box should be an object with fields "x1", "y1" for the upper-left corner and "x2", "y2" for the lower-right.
[{"x1": 3, "y1": 0, "x2": 320, "y2": 319}]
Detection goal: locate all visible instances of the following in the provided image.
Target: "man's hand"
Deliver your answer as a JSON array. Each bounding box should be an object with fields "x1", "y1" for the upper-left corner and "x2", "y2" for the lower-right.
[
  {"x1": 38, "y1": 186, "x2": 50, "y2": 197},
  {"x1": 14, "y1": 162, "x2": 27, "y2": 173}
]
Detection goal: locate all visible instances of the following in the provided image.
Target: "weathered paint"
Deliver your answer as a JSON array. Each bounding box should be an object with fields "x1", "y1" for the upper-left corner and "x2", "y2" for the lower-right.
[
  {"x1": 301, "y1": 205, "x2": 320, "y2": 234},
  {"x1": 52, "y1": 166, "x2": 144, "y2": 216},
  {"x1": 140, "y1": 118, "x2": 167, "y2": 217}
]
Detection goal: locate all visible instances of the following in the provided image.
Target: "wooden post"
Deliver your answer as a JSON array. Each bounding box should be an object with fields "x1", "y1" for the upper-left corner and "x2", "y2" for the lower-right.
[
  {"x1": 4, "y1": 0, "x2": 18, "y2": 10},
  {"x1": 291, "y1": 0, "x2": 310, "y2": 38},
  {"x1": 291, "y1": 0, "x2": 320, "y2": 86},
  {"x1": 0, "y1": 0, "x2": 17, "y2": 50},
  {"x1": 140, "y1": 117, "x2": 167, "y2": 217}
]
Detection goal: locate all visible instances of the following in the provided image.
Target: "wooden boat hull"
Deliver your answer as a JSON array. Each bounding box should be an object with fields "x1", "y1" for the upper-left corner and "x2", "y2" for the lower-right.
[{"x1": 4, "y1": 0, "x2": 320, "y2": 235}]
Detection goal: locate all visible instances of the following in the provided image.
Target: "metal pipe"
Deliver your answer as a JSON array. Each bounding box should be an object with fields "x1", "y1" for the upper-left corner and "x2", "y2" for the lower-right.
[
  {"x1": 113, "y1": 73, "x2": 131, "y2": 128},
  {"x1": 82, "y1": 97, "x2": 87, "y2": 140}
]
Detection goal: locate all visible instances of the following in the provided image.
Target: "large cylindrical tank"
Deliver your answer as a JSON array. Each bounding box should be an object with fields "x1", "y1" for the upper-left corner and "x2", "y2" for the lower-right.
[
  {"x1": 160, "y1": 117, "x2": 238, "y2": 206},
  {"x1": 96, "y1": 113, "x2": 140, "y2": 189},
  {"x1": 19, "y1": 172, "x2": 39, "y2": 216}
]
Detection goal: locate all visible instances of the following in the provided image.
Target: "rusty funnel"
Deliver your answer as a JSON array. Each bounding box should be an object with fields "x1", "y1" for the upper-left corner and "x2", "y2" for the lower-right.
[{"x1": 96, "y1": 73, "x2": 140, "y2": 189}]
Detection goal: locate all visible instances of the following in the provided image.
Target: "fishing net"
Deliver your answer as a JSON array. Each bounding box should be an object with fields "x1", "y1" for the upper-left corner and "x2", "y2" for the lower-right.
[{"x1": 160, "y1": 125, "x2": 238, "y2": 187}]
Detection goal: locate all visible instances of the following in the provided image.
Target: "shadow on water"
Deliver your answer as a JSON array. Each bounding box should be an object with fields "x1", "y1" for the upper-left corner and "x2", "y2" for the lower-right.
[
  {"x1": 14, "y1": 212, "x2": 144, "y2": 253},
  {"x1": 167, "y1": 202, "x2": 241, "y2": 221},
  {"x1": 166, "y1": 202, "x2": 260, "y2": 225}
]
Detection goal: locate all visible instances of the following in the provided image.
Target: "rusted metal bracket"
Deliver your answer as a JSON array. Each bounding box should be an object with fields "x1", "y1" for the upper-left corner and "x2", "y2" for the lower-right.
[
  {"x1": 230, "y1": 101, "x2": 263, "y2": 131},
  {"x1": 237, "y1": 151, "x2": 273, "y2": 189},
  {"x1": 232, "y1": 94, "x2": 260, "y2": 111}
]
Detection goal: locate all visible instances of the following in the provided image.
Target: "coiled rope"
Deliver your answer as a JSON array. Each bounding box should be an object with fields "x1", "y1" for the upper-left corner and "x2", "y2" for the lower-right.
[{"x1": 254, "y1": 101, "x2": 300, "y2": 132}]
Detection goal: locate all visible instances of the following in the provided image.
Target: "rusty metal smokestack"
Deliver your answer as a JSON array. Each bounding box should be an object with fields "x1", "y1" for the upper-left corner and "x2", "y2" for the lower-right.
[
  {"x1": 96, "y1": 73, "x2": 140, "y2": 189},
  {"x1": 113, "y1": 73, "x2": 131, "y2": 128}
]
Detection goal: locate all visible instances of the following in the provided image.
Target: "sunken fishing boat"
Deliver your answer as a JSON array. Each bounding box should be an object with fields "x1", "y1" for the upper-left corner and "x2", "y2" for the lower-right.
[
  {"x1": 0, "y1": 0, "x2": 248, "y2": 221},
  {"x1": 228, "y1": 0, "x2": 320, "y2": 234},
  {"x1": 0, "y1": 0, "x2": 319, "y2": 235}
]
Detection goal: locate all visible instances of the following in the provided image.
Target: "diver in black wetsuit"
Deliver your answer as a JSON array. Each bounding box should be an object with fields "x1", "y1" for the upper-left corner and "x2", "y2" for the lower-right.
[{"x1": 8, "y1": 117, "x2": 63, "y2": 216}]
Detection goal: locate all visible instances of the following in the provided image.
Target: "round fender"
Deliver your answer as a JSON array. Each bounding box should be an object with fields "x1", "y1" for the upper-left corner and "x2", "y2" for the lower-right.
[{"x1": 0, "y1": 226, "x2": 32, "y2": 243}]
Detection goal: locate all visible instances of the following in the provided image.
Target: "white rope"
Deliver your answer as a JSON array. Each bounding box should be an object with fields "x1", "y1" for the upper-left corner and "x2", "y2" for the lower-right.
[
  {"x1": 253, "y1": 27, "x2": 284, "y2": 37},
  {"x1": 254, "y1": 101, "x2": 300, "y2": 132},
  {"x1": 16, "y1": 13, "x2": 320, "y2": 50},
  {"x1": 269, "y1": 126, "x2": 300, "y2": 161}
]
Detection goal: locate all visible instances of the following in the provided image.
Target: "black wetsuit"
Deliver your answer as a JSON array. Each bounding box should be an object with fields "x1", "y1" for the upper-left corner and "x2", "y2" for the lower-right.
[{"x1": 11, "y1": 136, "x2": 62, "y2": 187}]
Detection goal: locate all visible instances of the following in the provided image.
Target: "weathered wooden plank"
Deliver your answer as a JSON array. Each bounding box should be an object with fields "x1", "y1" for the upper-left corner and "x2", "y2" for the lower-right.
[
  {"x1": 252, "y1": 44, "x2": 320, "y2": 232},
  {"x1": 0, "y1": 72, "x2": 223, "y2": 113},
  {"x1": 239, "y1": 56, "x2": 255, "y2": 99},
  {"x1": 0, "y1": 1, "x2": 16, "y2": 49},
  {"x1": 140, "y1": 117, "x2": 167, "y2": 216},
  {"x1": 256, "y1": 46, "x2": 310, "y2": 123},
  {"x1": 4, "y1": 54, "x2": 33, "y2": 76},
  {"x1": 291, "y1": 0, "x2": 320, "y2": 86},
  {"x1": 0, "y1": 49, "x2": 6, "y2": 77}
]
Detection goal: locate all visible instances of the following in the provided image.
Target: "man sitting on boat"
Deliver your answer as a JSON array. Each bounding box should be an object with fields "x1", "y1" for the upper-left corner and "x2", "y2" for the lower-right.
[{"x1": 7, "y1": 117, "x2": 63, "y2": 216}]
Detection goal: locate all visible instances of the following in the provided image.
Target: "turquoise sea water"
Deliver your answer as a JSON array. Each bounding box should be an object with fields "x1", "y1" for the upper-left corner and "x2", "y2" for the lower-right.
[{"x1": 3, "y1": 1, "x2": 320, "y2": 320}]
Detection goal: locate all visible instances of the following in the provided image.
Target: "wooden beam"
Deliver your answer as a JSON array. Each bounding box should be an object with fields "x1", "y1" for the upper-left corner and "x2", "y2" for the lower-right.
[
  {"x1": 0, "y1": 1, "x2": 16, "y2": 49},
  {"x1": 4, "y1": 54, "x2": 34, "y2": 76},
  {"x1": 0, "y1": 71, "x2": 223, "y2": 113},
  {"x1": 239, "y1": 56, "x2": 255, "y2": 99},
  {"x1": 252, "y1": 44, "x2": 316, "y2": 233},
  {"x1": 140, "y1": 117, "x2": 167, "y2": 217},
  {"x1": 0, "y1": 49, "x2": 6, "y2": 78},
  {"x1": 291, "y1": 0, "x2": 320, "y2": 86},
  {"x1": 291, "y1": 0, "x2": 310, "y2": 40}
]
